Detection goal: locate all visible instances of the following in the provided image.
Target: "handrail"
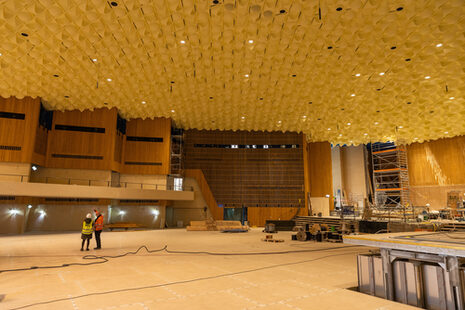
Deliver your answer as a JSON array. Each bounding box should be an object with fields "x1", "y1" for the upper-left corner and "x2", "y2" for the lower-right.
[{"x1": 0, "y1": 174, "x2": 194, "y2": 191}]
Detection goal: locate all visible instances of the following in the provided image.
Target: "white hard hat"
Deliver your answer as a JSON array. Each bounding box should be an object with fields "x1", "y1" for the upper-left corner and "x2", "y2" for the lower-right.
[{"x1": 86, "y1": 213, "x2": 92, "y2": 218}]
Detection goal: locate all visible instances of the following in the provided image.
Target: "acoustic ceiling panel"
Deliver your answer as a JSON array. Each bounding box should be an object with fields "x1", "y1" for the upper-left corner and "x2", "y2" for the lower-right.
[{"x1": 0, "y1": 0, "x2": 464, "y2": 145}]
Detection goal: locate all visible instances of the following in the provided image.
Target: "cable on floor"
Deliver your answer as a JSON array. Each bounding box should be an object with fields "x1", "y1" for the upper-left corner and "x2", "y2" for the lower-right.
[
  {"x1": 9, "y1": 250, "x2": 362, "y2": 310},
  {"x1": 0, "y1": 244, "x2": 360, "y2": 274}
]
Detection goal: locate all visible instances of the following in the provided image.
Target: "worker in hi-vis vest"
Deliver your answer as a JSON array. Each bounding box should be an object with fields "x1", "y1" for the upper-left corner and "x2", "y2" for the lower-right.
[
  {"x1": 81, "y1": 213, "x2": 93, "y2": 251},
  {"x1": 93, "y1": 209, "x2": 104, "y2": 249}
]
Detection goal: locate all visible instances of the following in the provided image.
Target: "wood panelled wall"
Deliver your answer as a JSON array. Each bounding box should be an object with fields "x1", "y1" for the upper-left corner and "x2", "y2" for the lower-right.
[
  {"x1": 122, "y1": 118, "x2": 171, "y2": 175},
  {"x1": 46, "y1": 108, "x2": 119, "y2": 170},
  {"x1": 0, "y1": 97, "x2": 40, "y2": 163},
  {"x1": 407, "y1": 136, "x2": 465, "y2": 209},
  {"x1": 408, "y1": 135, "x2": 465, "y2": 186},
  {"x1": 184, "y1": 130, "x2": 306, "y2": 225},
  {"x1": 185, "y1": 169, "x2": 223, "y2": 220},
  {"x1": 305, "y1": 141, "x2": 333, "y2": 210}
]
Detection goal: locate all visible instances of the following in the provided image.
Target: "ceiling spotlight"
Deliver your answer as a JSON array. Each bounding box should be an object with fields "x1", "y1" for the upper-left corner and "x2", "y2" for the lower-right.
[
  {"x1": 92, "y1": 58, "x2": 97, "y2": 62},
  {"x1": 436, "y1": 43, "x2": 443, "y2": 47},
  {"x1": 107, "y1": 78, "x2": 112, "y2": 82},
  {"x1": 374, "y1": 122, "x2": 379, "y2": 125},
  {"x1": 277, "y1": 120, "x2": 282, "y2": 123},
  {"x1": 327, "y1": 128, "x2": 331, "y2": 131},
  {"x1": 302, "y1": 115, "x2": 307, "y2": 118},
  {"x1": 414, "y1": 137, "x2": 418, "y2": 140},
  {"x1": 398, "y1": 126, "x2": 403, "y2": 129},
  {"x1": 351, "y1": 94, "x2": 355, "y2": 97},
  {"x1": 364, "y1": 133, "x2": 368, "y2": 136},
  {"x1": 180, "y1": 40, "x2": 186, "y2": 44},
  {"x1": 241, "y1": 116, "x2": 245, "y2": 119},
  {"x1": 339, "y1": 134, "x2": 343, "y2": 137},
  {"x1": 347, "y1": 122, "x2": 351, "y2": 125},
  {"x1": 424, "y1": 76, "x2": 431, "y2": 79},
  {"x1": 379, "y1": 72, "x2": 385, "y2": 76},
  {"x1": 355, "y1": 73, "x2": 361, "y2": 77},
  {"x1": 444, "y1": 131, "x2": 449, "y2": 134},
  {"x1": 141, "y1": 101, "x2": 146, "y2": 105},
  {"x1": 449, "y1": 97, "x2": 455, "y2": 100},
  {"x1": 171, "y1": 110, "x2": 175, "y2": 113},
  {"x1": 244, "y1": 74, "x2": 249, "y2": 78},
  {"x1": 248, "y1": 40, "x2": 254, "y2": 44},
  {"x1": 0, "y1": 52, "x2": 2, "y2": 56}
]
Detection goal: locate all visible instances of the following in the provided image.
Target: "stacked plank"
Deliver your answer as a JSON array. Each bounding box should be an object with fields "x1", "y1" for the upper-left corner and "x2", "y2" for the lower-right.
[{"x1": 186, "y1": 220, "x2": 248, "y2": 231}]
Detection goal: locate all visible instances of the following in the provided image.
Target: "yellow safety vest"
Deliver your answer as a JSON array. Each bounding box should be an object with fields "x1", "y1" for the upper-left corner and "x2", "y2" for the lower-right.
[{"x1": 82, "y1": 221, "x2": 93, "y2": 235}]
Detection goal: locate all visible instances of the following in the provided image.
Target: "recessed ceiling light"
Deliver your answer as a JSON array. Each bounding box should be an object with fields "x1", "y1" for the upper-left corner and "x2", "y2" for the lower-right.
[
  {"x1": 180, "y1": 40, "x2": 186, "y2": 44},
  {"x1": 277, "y1": 120, "x2": 282, "y2": 123},
  {"x1": 302, "y1": 115, "x2": 307, "y2": 118},
  {"x1": 425, "y1": 76, "x2": 431, "y2": 79},
  {"x1": 241, "y1": 116, "x2": 245, "y2": 119},
  {"x1": 0, "y1": 52, "x2": 2, "y2": 56},
  {"x1": 355, "y1": 73, "x2": 361, "y2": 77},
  {"x1": 244, "y1": 74, "x2": 249, "y2": 78},
  {"x1": 327, "y1": 128, "x2": 331, "y2": 131},
  {"x1": 248, "y1": 40, "x2": 254, "y2": 44},
  {"x1": 398, "y1": 126, "x2": 403, "y2": 128},
  {"x1": 92, "y1": 58, "x2": 97, "y2": 62},
  {"x1": 379, "y1": 72, "x2": 385, "y2": 76},
  {"x1": 339, "y1": 134, "x2": 343, "y2": 137},
  {"x1": 107, "y1": 78, "x2": 112, "y2": 82},
  {"x1": 374, "y1": 122, "x2": 379, "y2": 125},
  {"x1": 171, "y1": 110, "x2": 175, "y2": 113},
  {"x1": 347, "y1": 122, "x2": 351, "y2": 125},
  {"x1": 364, "y1": 133, "x2": 368, "y2": 136},
  {"x1": 141, "y1": 101, "x2": 146, "y2": 104},
  {"x1": 436, "y1": 43, "x2": 443, "y2": 47},
  {"x1": 444, "y1": 131, "x2": 449, "y2": 134},
  {"x1": 449, "y1": 97, "x2": 455, "y2": 100},
  {"x1": 351, "y1": 94, "x2": 356, "y2": 97}
]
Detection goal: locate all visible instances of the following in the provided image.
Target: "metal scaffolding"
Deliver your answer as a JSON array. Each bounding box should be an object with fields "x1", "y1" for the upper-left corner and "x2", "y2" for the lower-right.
[
  {"x1": 170, "y1": 127, "x2": 184, "y2": 176},
  {"x1": 371, "y1": 142, "x2": 410, "y2": 210}
]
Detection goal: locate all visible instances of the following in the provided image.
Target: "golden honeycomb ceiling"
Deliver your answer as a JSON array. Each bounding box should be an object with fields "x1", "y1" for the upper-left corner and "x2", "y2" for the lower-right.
[{"x1": 0, "y1": 0, "x2": 464, "y2": 145}]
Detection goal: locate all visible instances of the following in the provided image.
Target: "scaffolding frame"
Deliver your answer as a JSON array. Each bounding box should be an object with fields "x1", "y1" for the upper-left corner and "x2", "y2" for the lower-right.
[
  {"x1": 170, "y1": 127, "x2": 184, "y2": 176},
  {"x1": 371, "y1": 142, "x2": 411, "y2": 216}
]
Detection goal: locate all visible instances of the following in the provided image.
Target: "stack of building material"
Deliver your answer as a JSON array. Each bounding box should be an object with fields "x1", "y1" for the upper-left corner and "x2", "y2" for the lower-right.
[
  {"x1": 186, "y1": 219, "x2": 217, "y2": 231},
  {"x1": 215, "y1": 220, "x2": 248, "y2": 232},
  {"x1": 186, "y1": 220, "x2": 248, "y2": 231}
]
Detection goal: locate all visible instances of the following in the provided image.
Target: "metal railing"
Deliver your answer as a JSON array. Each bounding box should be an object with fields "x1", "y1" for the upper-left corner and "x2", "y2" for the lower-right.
[{"x1": 0, "y1": 174, "x2": 194, "y2": 191}]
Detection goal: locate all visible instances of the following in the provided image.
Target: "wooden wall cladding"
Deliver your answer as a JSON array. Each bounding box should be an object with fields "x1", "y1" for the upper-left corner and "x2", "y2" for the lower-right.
[
  {"x1": 185, "y1": 169, "x2": 223, "y2": 221},
  {"x1": 184, "y1": 130, "x2": 305, "y2": 210},
  {"x1": 407, "y1": 135, "x2": 465, "y2": 186},
  {"x1": 122, "y1": 118, "x2": 171, "y2": 175},
  {"x1": 306, "y1": 141, "x2": 333, "y2": 209},
  {"x1": 0, "y1": 97, "x2": 40, "y2": 163},
  {"x1": 46, "y1": 108, "x2": 118, "y2": 170}
]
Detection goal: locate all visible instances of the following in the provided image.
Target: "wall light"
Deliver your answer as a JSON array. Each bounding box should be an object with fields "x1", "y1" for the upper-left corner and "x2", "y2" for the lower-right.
[
  {"x1": 119, "y1": 210, "x2": 126, "y2": 215},
  {"x1": 27, "y1": 205, "x2": 32, "y2": 209},
  {"x1": 39, "y1": 210, "x2": 46, "y2": 216},
  {"x1": 152, "y1": 209, "x2": 160, "y2": 216},
  {"x1": 31, "y1": 165, "x2": 38, "y2": 171},
  {"x1": 9, "y1": 209, "x2": 21, "y2": 215}
]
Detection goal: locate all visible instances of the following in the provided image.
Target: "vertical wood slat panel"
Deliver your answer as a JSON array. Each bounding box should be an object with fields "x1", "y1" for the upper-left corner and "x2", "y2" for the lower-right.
[
  {"x1": 307, "y1": 141, "x2": 333, "y2": 210},
  {"x1": 0, "y1": 96, "x2": 40, "y2": 163}
]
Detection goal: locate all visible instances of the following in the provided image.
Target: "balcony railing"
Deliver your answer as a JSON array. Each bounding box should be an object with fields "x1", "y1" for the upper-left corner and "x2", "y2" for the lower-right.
[{"x1": 0, "y1": 174, "x2": 193, "y2": 191}]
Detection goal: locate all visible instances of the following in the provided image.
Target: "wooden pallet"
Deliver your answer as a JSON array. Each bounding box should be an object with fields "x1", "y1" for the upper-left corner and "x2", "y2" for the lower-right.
[{"x1": 261, "y1": 238, "x2": 285, "y2": 243}]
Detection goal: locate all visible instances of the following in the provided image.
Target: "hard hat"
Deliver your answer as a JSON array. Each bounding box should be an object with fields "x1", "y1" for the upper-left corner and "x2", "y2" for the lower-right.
[{"x1": 86, "y1": 213, "x2": 92, "y2": 218}]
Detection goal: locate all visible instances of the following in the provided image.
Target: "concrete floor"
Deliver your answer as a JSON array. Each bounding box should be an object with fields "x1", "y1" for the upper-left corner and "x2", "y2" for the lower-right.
[{"x1": 0, "y1": 229, "x2": 416, "y2": 310}]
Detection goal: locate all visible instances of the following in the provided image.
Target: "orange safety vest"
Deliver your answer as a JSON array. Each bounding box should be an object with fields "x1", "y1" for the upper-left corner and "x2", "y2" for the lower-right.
[{"x1": 94, "y1": 213, "x2": 104, "y2": 231}]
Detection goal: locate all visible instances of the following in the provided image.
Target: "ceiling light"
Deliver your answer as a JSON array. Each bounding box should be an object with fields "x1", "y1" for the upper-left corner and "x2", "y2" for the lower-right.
[
  {"x1": 364, "y1": 133, "x2": 368, "y2": 136},
  {"x1": 141, "y1": 101, "x2": 146, "y2": 104},
  {"x1": 27, "y1": 205, "x2": 32, "y2": 209},
  {"x1": 436, "y1": 43, "x2": 443, "y2": 47},
  {"x1": 449, "y1": 97, "x2": 455, "y2": 100},
  {"x1": 170, "y1": 110, "x2": 175, "y2": 113},
  {"x1": 425, "y1": 76, "x2": 431, "y2": 79},
  {"x1": 277, "y1": 120, "x2": 282, "y2": 123},
  {"x1": 379, "y1": 72, "x2": 385, "y2": 76},
  {"x1": 119, "y1": 210, "x2": 126, "y2": 215},
  {"x1": 0, "y1": 52, "x2": 2, "y2": 56},
  {"x1": 241, "y1": 116, "x2": 245, "y2": 119},
  {"x1": 107, "y1": 78, "x2": 112, "y2": 82},
  {"x1": 92, "y1": 58, "x2": 97, "y2": 62},
  {"x1": 180, "y1": 40, "x2": 186, "y2": 44},
  {"x1": 339, "y1": 134, "x2": 343, "y2": 137},
  {"x1": 31, "y1": 165, "x2": 38, "y2": 171},
  {"x1": 302, "y1": 115, "x2": 307, "y2": 118},
  {"x1": 327, "y1": 128, "x2": 331, "y2": 131},
  {"x1": 347, "y1": 122, "x2": 351, "y2": 125},
  {"x1": 398, "y1": 126, "x2": 403, "y2": 129},
  {"x1": 351, "y1": 94, "x2": 355, "y2": 97},
  {"x1": 244, "y1": 74, "x2": 249, "y2": 78},
  {"x1": 355, "y1": 73, "x2": 361, "y2": 77},
  {"x1": 374, "y1": 122, "x2": 379, "y2": 125},
  {"x1": 444, "y1": 131, "x2": 449, "y2": 134},
  {"x1": 248, "y1": 40, "x2": 254, "y2": 44}
]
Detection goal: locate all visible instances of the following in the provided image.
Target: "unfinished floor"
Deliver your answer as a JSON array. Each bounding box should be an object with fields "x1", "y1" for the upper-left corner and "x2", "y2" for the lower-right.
[{"x1": 0, "y1": 228, "x2": 416, "y2": 310}]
